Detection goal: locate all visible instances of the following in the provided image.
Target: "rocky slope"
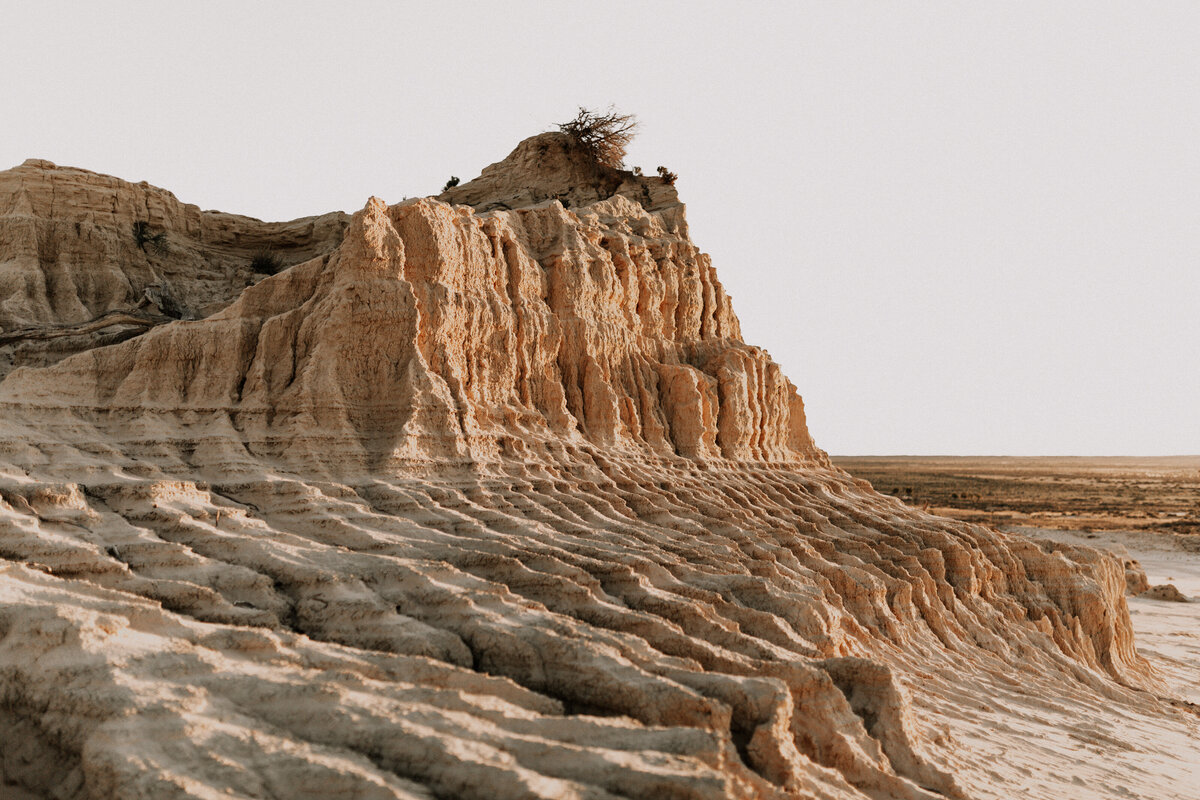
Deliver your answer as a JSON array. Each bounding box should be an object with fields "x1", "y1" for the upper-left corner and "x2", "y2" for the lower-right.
[
  {"x1": 0, "y1": 159, "x2": 347, "y2": 379},
  {"x1": 0, "y1": 138, "x2": 1195, "y2": 800}
]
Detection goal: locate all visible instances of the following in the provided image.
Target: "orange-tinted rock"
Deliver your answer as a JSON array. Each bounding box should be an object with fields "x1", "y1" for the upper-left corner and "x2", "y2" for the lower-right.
[{"x1": 0, "y1": 140, "x2": 1188, "y2": 800}]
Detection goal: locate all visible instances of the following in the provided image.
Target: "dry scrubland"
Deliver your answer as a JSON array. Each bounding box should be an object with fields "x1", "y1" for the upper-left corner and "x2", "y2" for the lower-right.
[
  {"x1": 0, "y1": 136, "x2": 1197, "y2": 799},
  {"x1": 833, "y1": 456, "x2": 1200, "y2": 537}
]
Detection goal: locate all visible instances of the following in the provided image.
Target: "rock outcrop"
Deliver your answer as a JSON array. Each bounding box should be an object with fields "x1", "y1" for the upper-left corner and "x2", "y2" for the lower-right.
[
  {"x1": 437, "y1": 132, "x2": 678, "y2": 213},
  {"x1": 0, "y1": 138, "x2": 1193, "y2": 800},
  {"x1": 0, "y1": 159, "x2": 347, "y2": 380},
  {"x1": 1143, "y1": 583, "x2": 1190, "y2": 602}
]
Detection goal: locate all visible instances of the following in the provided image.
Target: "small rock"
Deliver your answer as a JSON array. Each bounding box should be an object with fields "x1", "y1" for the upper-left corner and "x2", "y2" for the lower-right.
[
  {"x1": 1124, "y1": 559, "x2": 1150, "y2": 596},
  {"x1": 1143, "y1": 584, "x2": 1189, "y2": 603}
]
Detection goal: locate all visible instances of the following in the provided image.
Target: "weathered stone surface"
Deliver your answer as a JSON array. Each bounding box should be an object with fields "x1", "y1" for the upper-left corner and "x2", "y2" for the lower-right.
[
  {"x1": 1, "y1": 167, "x2": 817, "y2": 468},
  {"x1": 0, "y1": 139, "x2": 1191, "y2": 800},
  {"x1": 1125, "y1": 556, "x2": 1151, "y2": 595},
  {"x1": 1143, "y1": 583, "x2": 1189, "y2": 602},
  {"x1": 0, "y1": 159, "x2": 347, "y2": 379},
  {"x1": 438, "y1": 132, "x2": 678, "y2": 213}
]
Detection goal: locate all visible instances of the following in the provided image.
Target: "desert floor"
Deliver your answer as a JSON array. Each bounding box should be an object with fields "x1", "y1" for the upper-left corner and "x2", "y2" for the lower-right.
[
  {"x1": 836, "y1": 456, "x2": 1200, "y2": 798},
  {"x1": 834, "y1": 456, "x2": 1200, "y2": 536}
]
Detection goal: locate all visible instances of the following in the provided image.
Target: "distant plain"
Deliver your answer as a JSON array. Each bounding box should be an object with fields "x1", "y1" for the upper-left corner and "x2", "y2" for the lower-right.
[
  {"x1": 834, "y1": 455, "x2": 1200, "y2": 539},
  {"x1": 837, "y1": 454, "x2": 1200, "y2": 749}
]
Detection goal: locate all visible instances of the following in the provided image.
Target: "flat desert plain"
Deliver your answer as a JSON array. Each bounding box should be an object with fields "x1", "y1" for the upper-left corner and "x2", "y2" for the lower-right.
[
  {"x1": 836, "y1": 455, "x2": 1200, "y2": 790},
  {"x1": 833, "y1": 456, "x2": 1200, "y2": 536}
]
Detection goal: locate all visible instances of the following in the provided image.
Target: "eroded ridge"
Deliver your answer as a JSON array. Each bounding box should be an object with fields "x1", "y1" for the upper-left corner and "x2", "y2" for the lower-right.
[
  {"x1": 0, "y1": 139, "x2": 1192, "y2": 800},
  {"x1": 0, "y1": 159, "x2": 347, "y2": 379},
  {"x1": 1, "y1": 182, "x2": 819, "y2": 467}
]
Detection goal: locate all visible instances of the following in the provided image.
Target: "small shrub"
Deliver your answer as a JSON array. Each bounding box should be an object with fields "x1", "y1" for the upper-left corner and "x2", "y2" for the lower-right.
[
  {"x1": 656, "y1": 165, "x2": 678, "y2": 185},
  {"x1": 557, "y1": 106, "x2": 639, "y2": 168},
  {"x1": 249, "y1": 249, "x2": 284, "y2": 274},
  {"x1": 631, "y1": 166, "x2": 643, "y2": 177},
  {"x1": 158, "y1": 281, "x2": 184, "y2": 319},
  {"x1": 443, "y1": 175, "x2": 460, "y2": 192},
  {"x1": 132, "y1": 221, "x2": 169, "y2": 255}
]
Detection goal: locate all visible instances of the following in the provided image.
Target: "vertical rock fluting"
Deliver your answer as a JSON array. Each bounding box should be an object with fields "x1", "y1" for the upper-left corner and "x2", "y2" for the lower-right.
[
  {"x1": 0, "y1": 141, "x2": 1178, "y2": 800},
  {"x1": 0, "y1": 160, "x2": 822, "y2": 469}
]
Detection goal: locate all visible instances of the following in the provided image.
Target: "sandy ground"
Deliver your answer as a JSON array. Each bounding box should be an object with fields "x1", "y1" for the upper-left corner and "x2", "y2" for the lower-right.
[
  {"x1": 976, "y1": 525, "x2": 1200, "y2": 799},
  {"x1": 1016, "y1": 526, "x2": 1200, "y2": 703},
  {"x1": 829, "y1": 457, "x2": 1200, "y2": 798},
  {"x1": 833, "y1": 456, "x2": 1200, "y2": 535}
]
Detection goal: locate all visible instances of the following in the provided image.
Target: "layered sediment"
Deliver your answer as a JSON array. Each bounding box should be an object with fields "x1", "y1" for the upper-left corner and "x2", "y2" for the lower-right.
[
  {"x1": 0, "y1": 138, "x2": 1192, "y2": 800},
  {"x1": 0, "y1": 159, "x2": 347, "y2": 379}
]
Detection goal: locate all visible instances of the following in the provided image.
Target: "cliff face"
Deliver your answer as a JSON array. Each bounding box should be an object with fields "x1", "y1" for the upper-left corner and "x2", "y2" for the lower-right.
[
  {"x1": 0, "y1": 138, "x2": 1186, "y2": 800},
  {"x1": 0, "y1": 159, "x2": 347, "y2": 379},
  {"x1": 1, "y1": 139, "x2": 819, "y2": 468}
]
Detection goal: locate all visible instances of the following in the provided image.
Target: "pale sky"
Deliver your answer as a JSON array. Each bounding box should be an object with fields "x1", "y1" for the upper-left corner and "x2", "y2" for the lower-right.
[{"x1": 4, "y1": 2, "x2": 1198, "y2": 455}]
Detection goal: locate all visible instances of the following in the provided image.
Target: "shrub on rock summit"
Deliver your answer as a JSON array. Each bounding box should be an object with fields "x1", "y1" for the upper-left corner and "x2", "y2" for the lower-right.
[{"x1": 557, "y1": 107, "x2": 639, "y2": 168}]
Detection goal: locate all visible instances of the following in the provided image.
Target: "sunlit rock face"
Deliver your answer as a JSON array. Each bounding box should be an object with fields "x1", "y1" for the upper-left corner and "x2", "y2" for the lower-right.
[
  {"x1": 0, "y1": 140, "x2": 1177, "y2": 800},
  {"x1": 0, "y1": 158, "x2": 347, "y2": 380}
]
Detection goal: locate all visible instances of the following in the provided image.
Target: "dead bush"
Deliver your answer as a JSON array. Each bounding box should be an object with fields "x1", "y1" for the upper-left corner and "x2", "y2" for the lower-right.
[{"x1": 557, "y1": 107, "x2": 639, "y2": 168}]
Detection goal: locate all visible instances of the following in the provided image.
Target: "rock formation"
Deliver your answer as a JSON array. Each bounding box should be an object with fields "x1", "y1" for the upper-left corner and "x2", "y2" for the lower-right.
[
  {"x1": 1142, "y1": 583, "x2": 1190, "y2": 602},
  {"x1": 0, "y1": 159, "x2": 347, "y2": 380},
  {"x1": 0, "y1": 138, "x2": 1194, "y2": 800}
]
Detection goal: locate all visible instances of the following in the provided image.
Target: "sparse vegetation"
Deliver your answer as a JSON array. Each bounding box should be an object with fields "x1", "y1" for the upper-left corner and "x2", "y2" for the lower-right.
[
  {"x1": 557, "y1": 106, "x2": 639, "y2": 168},
  {"x1": 835, "y1": 456, "x2": 1200, "y2": 534},
  {"x1": 148, "y1": 280, "x2": 185, "y2": 319},
  {"x1": 443, "y1": 176, "x2": 460, "y2": 192},
  {"x1": 132, "y1": 221, "x2": 169, "y2": 255},
  {"x1": 249, "y1": 249, "x2": 284, "y2": 275},
  {"x1": 656, "y1": 166, "x2": 678, "y2": 185}
]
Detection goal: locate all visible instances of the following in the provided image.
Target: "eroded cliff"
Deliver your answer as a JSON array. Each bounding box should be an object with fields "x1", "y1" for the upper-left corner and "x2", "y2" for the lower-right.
[
  {"x1": 0, "y1": 137, "x2": 1193, "y2": 800},
  {"x1": 0, "y1": 159, "x2": 347, "y2": 379}
]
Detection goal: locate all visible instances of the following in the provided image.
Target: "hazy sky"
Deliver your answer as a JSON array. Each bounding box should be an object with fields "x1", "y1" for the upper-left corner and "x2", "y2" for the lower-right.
[{"x1": 4, "y1": 3, "x2": 1197, "y2": 455}]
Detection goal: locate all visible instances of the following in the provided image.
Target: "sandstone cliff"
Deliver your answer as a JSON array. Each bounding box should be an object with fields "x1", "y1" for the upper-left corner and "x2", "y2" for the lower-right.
[
  {"x1": 0, "y1": 137, "x2": 1193, "y2": 800},
  {"x1": 0, "y1": 159, "x2": 347, "y2": 379}
]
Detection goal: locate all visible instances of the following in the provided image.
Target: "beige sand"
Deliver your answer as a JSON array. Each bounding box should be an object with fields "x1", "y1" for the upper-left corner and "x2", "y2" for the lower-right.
[{"x1": 941, "y1": 526, "x2": 1200, "y2": 799}]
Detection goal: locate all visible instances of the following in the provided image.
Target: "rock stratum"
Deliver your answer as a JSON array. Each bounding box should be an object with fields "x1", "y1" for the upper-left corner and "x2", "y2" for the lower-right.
[{"x1": 0, "y1": 136, "x2": 1195, "y2": 800}]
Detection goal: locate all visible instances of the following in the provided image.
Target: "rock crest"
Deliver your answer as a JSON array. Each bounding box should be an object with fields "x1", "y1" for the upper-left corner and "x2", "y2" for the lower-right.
[{"x1": 1, "y1": 151, "x2": 821, "y2": 469}]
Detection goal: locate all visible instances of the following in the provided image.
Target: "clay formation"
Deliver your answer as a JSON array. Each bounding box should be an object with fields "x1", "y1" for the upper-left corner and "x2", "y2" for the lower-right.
[{"x1": 0, "y1": 137, "x2": 1195, "y2": 800}]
